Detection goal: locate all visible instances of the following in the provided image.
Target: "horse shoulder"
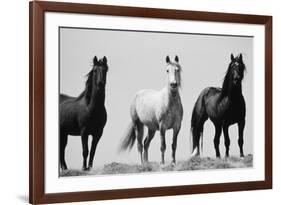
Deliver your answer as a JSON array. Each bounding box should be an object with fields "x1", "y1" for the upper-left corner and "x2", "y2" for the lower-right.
[
  {"x1": 154, "y1": 90, "x2": 170, "y2": 120},
  {"x1": 98, "y1": 106, "x2": 107, "y2": 126}
]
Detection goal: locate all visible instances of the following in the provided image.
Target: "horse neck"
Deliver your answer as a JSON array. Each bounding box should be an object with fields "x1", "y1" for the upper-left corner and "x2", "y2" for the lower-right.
[
  {"x1": 163, "y1": 85, "x2": 180, "y2": 107},
  {"x1": 221, "y1": 82, "x2": 242, "y2": 100},
  {"x1": 87, "y1": 85, "x2": 105, "y2": 112}
]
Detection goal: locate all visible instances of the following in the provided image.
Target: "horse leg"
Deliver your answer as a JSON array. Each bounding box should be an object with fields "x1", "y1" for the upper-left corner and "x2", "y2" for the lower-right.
[
  {"x1": 238, "y1": 120, "x2": 245, "y2": 158},
  {"x1": 223, "y1": 124, "x2": 230, "y2": 158},
  {"x1": 143, "y1": 129, "x2": 156, "y2": 163},
  {"x1": 136, "y1": 121, "x2": 144, "y2": 164},
  {"x1": 213, "y1": 124, "x2": 222, "y2": 158},
  {"x1": 60, "y1": 132, "x2": 68, "y2": 170},
  {"x1": 81, "y1": 130, "x2": 89, "y2": 171},
  {"x1": 88, "y1": 129, "x2": 103, "y2": 169},
  {"x1": 160, "y1": 128, "x2": 166, "y2": 165},
  {"x1": 171, "y1": 126, "x2": 180, "y2": 165}
]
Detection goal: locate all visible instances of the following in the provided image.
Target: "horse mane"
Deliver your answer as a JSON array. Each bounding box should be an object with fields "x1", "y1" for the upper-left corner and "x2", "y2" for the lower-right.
[
  {"x1": 177, "y1": 63, "x2": 182, "y2": 88},
  {"x1": 76, "y1": 69, "x2": 95, "y2": 105}
]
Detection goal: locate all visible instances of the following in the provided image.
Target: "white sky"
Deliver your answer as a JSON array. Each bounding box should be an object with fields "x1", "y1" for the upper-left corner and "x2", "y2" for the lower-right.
[{"x1": 60, "y1": 27, "x2": 253, "y2": 169}]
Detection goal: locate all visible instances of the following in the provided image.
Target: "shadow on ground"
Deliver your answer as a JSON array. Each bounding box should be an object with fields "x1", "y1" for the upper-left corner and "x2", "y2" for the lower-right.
[{"x1": 60, "y1": 154, "x2": 253, "y2": 177}]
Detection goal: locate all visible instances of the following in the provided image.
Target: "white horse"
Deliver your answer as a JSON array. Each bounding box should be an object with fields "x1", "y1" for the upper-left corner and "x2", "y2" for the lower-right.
[{"x1": 120, "y1": 55, "x2": 183, "y2": 165}]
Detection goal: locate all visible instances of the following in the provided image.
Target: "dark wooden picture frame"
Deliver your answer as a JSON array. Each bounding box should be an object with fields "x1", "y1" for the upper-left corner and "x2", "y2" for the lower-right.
[{"x1": 29, "y1": 1, "x2": 272, "y2": 204}]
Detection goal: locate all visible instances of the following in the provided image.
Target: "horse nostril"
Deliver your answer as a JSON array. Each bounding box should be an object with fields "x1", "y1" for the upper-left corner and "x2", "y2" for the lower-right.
[{"x1": 170, "y1": 82, "x2": 177, "y2": 88}]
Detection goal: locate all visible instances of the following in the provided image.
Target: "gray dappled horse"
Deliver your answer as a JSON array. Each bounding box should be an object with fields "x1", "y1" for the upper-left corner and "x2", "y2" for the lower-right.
[{"x1": 120, "y1": 56, "x2": 183, "y2": 165}]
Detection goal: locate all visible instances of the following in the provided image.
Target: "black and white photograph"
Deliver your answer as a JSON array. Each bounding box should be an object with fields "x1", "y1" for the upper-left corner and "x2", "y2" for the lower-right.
[
  {"x1": 28, "y1": 1, "x2": 273, "y2": 204},
  {"x1": 59, "y1": 27, "x2": 253, "y2": 177}
]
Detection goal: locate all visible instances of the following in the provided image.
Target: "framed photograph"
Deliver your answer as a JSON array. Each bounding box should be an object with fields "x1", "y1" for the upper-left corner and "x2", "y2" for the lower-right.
[{"x1": 29, "y1": 1, "x2": 272, "y2": 204}]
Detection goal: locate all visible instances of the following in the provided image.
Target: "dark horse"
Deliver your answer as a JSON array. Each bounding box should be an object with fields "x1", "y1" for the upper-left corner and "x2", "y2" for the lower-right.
[
  {"x1": 60, "y1": 56, "x2": 108, "y2": 171},
  {"x1": 191, "y1": 53, "x2": 246, "y2": 158}
]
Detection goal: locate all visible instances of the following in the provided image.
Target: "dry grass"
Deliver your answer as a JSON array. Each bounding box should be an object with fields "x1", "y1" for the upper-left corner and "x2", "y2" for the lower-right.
[{"x1": 60, "y1": 154, "x2": 253, "y2": 177}]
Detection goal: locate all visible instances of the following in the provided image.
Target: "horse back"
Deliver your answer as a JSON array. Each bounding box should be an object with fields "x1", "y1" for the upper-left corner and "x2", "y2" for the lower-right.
[{"x1": 60, "y1": 93, "x2": 75, "y2": 103}]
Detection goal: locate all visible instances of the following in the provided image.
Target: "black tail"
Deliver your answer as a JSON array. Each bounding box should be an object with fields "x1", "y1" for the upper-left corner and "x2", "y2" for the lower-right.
[
  {"x1": 191, "y1": 90, "x2": 208, "y2": 156},
  {"x1": 119, "y1": 121, "x2": 137, "y2": 152}
]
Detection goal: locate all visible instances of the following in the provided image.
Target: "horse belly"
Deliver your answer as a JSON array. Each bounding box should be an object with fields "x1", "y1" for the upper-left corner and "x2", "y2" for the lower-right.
[{"x1": 60, "y1": 117, "x2": 80, "y2": 135}]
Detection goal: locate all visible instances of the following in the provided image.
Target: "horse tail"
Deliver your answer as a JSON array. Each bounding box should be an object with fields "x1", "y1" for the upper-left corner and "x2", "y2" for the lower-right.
[
  {"x1": 119, "y1": 98, "x2": 140, "y2": 152},
  {"x1": 189, "y1": 130, "x2": 192, "y2": 155},
  {"x1": 191, "y1": 88, "x2": 208, "y2": 157},
  {"x1": 119, "y1": 120, "x2": 137, "y2": 152},
  {"x1": 201, "y1": 132, "x2": 204, "y2": 156}
]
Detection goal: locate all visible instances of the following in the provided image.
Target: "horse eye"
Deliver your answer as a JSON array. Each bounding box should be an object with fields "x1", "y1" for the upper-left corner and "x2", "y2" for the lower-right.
[{"x1": 166, "y1": 70, "x2": 169, "y2": 73}]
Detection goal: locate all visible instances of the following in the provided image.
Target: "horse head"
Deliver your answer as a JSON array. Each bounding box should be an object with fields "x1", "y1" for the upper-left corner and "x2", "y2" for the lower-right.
[
  {"x1": 165, "y1": 55, "x2": 182, "y2": 92},
  {"x1": 228, "y1": 53, "x2": 246, "y2": 87},
  {"x1": 221, "y1": 53, "x2": 246, "y2": 96},
  {"x1": 92, "y1": 56, "x2": 108, "y2": 88}
]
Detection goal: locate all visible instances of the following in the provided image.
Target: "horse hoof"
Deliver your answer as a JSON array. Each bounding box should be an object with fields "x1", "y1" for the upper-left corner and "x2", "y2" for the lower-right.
[
  {"x1": 82, "y1": 167, "x2": 89, "y2": 171},
  {"x1": 190, "y1": 153, "x2": 200, "y2": 158},
  {"x1": 171, "y1": 162, "x2": 176, "y2": 167},
  {"x1": 160, "y1": 163, "x2": 165, "y2": 169}
]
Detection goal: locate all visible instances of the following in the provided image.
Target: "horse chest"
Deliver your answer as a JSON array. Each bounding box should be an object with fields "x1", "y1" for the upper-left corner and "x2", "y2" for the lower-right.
[
  {"x1": 83, "y1": 108, "x2": 107, "y2": 127},
  {"x1": 159, "y1": 101, "x2": 183, "y2": 130},
  {"x1": 225, "y1": 101, "x2": 245, "y2": 121}
]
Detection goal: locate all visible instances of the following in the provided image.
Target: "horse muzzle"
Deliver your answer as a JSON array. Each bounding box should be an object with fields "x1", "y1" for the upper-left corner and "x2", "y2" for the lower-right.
[{"x1": 170, "y1": 82, "x2": 178, "y2": 89}]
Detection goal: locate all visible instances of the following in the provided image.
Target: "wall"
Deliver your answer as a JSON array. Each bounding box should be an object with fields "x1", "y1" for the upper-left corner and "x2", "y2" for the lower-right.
[{"x1": 0, "y1": 0, "x2": 279, "y2": 204}]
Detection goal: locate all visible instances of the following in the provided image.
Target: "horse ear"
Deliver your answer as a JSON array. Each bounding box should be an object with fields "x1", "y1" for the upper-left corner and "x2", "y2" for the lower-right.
[
  {"x1": 103, "y1": 56, "x2": 107, "y2": 64},
  {"x1": 93, "y1": 56, "x2": 98, "y2": 65},
  {"x1": 231, "y1": 53, "x2": 234, "y2": 61},
  {"x1": 239, "y1": 53, "x2": 243, "y2": 62},
  {"x1": 166, "y1": 56, "x2": 170, "y2": 63},
  {"x1": 175, "y1": 55, "x2": 179, "y2": 63}
]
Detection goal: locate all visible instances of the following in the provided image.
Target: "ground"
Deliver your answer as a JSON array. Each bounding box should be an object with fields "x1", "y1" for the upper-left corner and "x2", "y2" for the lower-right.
[{"x1": 60, "y1": 154, "x2": 253, "y2": 177}]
